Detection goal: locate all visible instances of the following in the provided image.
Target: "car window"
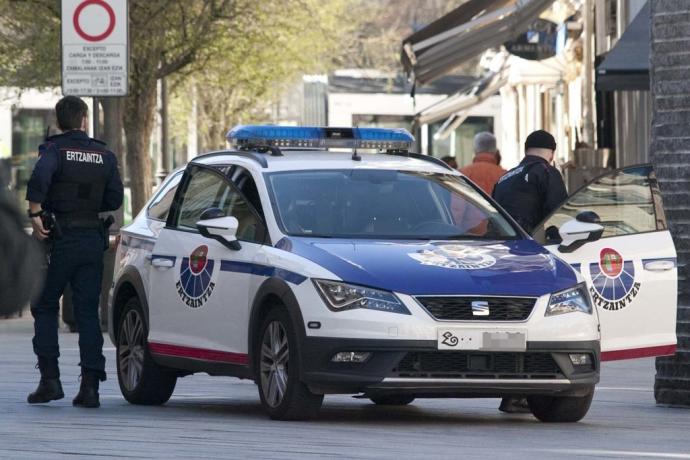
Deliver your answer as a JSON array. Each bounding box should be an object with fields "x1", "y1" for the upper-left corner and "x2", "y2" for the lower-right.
[
  {"x1": 228, "y1": 166, "x2": 265, "y2": 218},
  {"x1": 176, "y1": 168, "x2": 229, "y2": 230},
  {"x1": 175, "y1": 166, "x2": 264, "y2": 243},
  {"x1": 536, "y1": 165, "x2": 659, "y2": 239},
  {"x1": 266, "y1": 169, "x2": 518, "y2": 239},
  {"x1": 147, "y1": 171, "x2": 183, "y2": 221}
]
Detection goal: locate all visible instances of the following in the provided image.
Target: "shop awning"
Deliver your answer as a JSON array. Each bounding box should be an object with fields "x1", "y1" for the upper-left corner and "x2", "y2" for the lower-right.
[
  {"x1": 401, "y1": 0, "x2": 555, "y2": 86},
  {"x1": 416, "y1": 69, "x2": 507, "y2": 126},
  {"x1": 596, "y1": 2, "x2": 649, "y2": 91}
]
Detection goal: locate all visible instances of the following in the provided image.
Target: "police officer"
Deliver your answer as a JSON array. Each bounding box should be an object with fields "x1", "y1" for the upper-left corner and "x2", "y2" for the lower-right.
[
  {"x1": 26, "y1": 96, "x2": 123, "y2": 408},
  {"x1": 492, "y1": 129, "x2": 568, "y2": 414},
  {"x1": 493, "y1": 129, "x2": 568, "y2": 233}
]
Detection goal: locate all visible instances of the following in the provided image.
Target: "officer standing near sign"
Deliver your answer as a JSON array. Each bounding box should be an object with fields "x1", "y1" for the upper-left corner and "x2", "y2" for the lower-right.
[
  {"x1": 492, "y1": 129, "x2": 568, "y2": 414},
  {"x1": 26, "y1": 96, "x2": 123, "y2": 408}
]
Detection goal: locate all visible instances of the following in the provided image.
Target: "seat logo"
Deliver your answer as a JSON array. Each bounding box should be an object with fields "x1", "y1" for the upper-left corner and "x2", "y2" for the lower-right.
[
  {"x1": 176, "y1": 245, "x2": 217, "y2": 309},
  {"x1": 471, "y1": 301, "x2": 490, "y2": 316},
  {"x1": 588, "y1": 248, "x2": 640, "y2": 311}
]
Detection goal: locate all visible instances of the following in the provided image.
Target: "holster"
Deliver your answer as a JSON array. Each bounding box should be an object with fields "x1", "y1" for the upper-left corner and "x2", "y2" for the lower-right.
[{"x1": 101, "y1": 215, "x2": 115, "y2": 251}]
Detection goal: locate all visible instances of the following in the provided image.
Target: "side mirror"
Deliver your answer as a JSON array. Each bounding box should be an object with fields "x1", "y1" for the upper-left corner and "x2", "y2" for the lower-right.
[
  {"x1": 197, "y1": 214, "x2": 241, "y2": 251},
  {"x1": 558, "y1": 213, "x2": 604, "y2": 253}
]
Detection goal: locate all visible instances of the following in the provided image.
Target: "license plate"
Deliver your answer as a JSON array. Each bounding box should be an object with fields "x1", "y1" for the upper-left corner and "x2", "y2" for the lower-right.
[{"x1": 437, "y1": 328, "x2": 527, "y2": 351}]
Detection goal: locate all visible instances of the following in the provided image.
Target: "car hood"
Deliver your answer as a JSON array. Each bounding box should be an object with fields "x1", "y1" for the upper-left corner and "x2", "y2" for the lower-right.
[{"x1": 275, "y1": 237, "x2": 577, "y2": 297}]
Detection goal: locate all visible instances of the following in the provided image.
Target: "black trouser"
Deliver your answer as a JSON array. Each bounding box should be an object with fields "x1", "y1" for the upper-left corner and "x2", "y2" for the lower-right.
[{"x1": 31, "y1": 228, "x2": 106, "y2": 381}]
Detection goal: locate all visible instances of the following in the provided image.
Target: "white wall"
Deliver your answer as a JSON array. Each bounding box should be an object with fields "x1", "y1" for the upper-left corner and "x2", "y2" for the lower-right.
[{"x1": 328, "y1": 92, "x2": 502, "y2": 157}]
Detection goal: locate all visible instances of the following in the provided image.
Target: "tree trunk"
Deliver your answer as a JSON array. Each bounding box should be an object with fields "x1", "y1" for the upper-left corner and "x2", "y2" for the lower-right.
[
  {"x1": 123, "y1": 68, "x2": 158, "y2": 215},
  {"x1": 102, "y1": 97, "x2": 125, "y2": 228}
]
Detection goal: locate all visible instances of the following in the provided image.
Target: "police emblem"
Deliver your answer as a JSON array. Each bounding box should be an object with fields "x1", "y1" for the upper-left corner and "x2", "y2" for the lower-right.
[
  {"x1": 408, "y1": 244, "x2": 497, "y2": 270},
  {"x1": 588, "y1": 248, "x2": 640, "y2": 311},
  {"x1": 175, "y1": 245, "x2": 217, "y2": 308}
]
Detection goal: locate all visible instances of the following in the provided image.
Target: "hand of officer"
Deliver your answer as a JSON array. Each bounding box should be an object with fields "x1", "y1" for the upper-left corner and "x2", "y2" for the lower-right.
[{"x1": 31, "y1": 216, "x2": 49, "y2": 240}]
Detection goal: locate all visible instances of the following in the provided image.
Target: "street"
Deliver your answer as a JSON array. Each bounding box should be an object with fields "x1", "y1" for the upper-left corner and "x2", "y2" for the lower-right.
[{"x1": 0, "y1": 317, "x2": 687, "y2": 460}]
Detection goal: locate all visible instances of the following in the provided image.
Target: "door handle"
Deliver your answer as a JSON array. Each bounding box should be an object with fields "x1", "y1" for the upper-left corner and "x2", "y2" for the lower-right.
[
  {"x1": 151, "y1": 258, "x2": 174, "y2": 269},
  {"x1": 643, "y1": 260, "x2": 675, "y2": 272}
]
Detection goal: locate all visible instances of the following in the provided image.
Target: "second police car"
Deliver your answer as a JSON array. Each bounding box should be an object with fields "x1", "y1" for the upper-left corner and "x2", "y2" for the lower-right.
[{"x1": 108, "y1": 126, "x2": 678, "y2": 421}]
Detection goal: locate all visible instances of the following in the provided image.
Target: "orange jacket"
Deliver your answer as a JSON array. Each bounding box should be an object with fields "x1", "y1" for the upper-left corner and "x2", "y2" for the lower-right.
[{"x1": 460, "y1": 152, "x2": 506, "y2": 195}]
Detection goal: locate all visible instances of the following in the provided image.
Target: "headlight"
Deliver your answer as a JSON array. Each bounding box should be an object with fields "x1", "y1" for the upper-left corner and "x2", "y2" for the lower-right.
[
  {"x1": 545, "y1": 283, "x2": 592, "y2": 317},
  {"x1": 313, "y1": 279, "x2": 410, "y2": 315}
]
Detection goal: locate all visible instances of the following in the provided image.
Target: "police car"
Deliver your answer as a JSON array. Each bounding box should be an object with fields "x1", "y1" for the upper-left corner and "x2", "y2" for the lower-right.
[{"x1": 108, "y1": 126, "x2": 677, "y2": 421}]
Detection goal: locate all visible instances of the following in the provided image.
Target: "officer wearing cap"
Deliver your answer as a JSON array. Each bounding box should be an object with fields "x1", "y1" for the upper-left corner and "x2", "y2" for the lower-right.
[
  {"x1": 492, "y1": 129, "x2": 568, "y2": 414},
  {"x1": 25, "y1": 95, "x2": 123, "y2": 408},
  {"x1": 493, "y1": 129, "x2": 568, "y2": 234}
]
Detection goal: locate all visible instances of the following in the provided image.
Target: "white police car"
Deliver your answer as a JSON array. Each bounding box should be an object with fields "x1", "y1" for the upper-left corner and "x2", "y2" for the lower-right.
[{"x1": 108, "y1": 126, "x2": 677, "y2": 421}]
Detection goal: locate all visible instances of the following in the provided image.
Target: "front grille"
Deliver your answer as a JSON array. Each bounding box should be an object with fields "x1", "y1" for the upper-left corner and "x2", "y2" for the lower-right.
[
  {"x1": 416, "y1": 296, "x2": 536, "y2": 321},
  {"x1": 391, "y1": 352, "x2": 562, "y2": 379}
]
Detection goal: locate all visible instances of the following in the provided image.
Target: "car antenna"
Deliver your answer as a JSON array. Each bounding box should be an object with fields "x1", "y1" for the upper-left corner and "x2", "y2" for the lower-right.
[{"x1": 352, "y1": 126, "x2": 362, "y2": 162}]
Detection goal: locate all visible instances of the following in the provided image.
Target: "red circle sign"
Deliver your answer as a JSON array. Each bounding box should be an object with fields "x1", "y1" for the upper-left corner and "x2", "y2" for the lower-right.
[
  {"x1": 600, "y1": 248, "x2": 623, "y2": 278},
  {"x1": 73, "y1": 0, "x2": 116, "y2": 42}
]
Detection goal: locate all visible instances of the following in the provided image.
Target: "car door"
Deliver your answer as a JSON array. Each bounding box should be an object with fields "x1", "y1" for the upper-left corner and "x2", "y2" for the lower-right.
[
  {"x1": 533, "y1": 164, "x2": 677, "y2": 360},
  {"x1": 147, "y1": 163, "x2": 267, "y2": 364}
]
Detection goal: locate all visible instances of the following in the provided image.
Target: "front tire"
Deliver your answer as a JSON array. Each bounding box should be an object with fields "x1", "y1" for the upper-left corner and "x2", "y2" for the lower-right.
[
  {"x1": 255, "y1": 307, "x2": 323, "y2": 420},
  {"x1": 116, "y1": 297, "x2": 177, "y2": 405},
  {"x1": 369, "y1": 394, "x2": 415, "y2": 406},
  {"x1": 527, "y1": 386, "x2": 594, "y2": 423}
]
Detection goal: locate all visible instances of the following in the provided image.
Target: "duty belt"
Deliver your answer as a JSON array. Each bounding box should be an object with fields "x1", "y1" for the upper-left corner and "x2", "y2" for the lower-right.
[{"x1": 55, "y1": 215, "x2": 102, "y2": 230}]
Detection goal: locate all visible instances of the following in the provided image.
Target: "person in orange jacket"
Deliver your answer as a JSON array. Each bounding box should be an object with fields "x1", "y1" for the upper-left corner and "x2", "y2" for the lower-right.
[{"x1": 459, "y1": 132, "x2": 505, "y2": 195}]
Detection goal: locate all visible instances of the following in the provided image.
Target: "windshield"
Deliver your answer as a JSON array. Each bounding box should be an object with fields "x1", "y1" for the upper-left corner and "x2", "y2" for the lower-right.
[{"x1": 266, "y1": 169, "x2": 519, "y2": 239}]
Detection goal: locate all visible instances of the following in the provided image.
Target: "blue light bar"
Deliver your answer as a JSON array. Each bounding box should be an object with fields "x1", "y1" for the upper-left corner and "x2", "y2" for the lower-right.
[{"x1": 226, "y1": 125, "x2": 414, "y2": 151}]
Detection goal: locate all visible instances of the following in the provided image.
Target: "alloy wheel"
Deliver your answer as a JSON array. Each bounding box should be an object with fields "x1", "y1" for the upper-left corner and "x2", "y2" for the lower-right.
[
  {"x1": 260, "y1": 321, "x2": 290, "y2": 408},
  {"x1": 118, "y1": 309, "x2": 145, "y2": 392}
]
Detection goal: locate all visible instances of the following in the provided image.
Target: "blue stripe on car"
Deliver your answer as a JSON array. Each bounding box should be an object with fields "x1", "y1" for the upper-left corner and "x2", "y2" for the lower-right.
[{"x1": 219, "y1": 260, "x2": 306, "y2": 285}]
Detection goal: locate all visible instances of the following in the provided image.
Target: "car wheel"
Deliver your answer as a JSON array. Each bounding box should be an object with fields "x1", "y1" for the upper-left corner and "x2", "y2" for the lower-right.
[
  {"x1": 369, "y1": 394, "x2": 416, "y2": 406},
  {"x1": 116, "y1": 297, "x2": 177, "y2": 405},
  {"x1": 256, "y1": 307, "x2": 323, "y2": 420},
  {"x1": 527, "y1": 386, "x2": 594, "y2": 423}
]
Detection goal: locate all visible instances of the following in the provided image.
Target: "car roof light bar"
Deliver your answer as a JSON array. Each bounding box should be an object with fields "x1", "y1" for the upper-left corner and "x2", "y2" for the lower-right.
[{"x1": 226, "y1": 125, "x2": 415, "y2": 152}]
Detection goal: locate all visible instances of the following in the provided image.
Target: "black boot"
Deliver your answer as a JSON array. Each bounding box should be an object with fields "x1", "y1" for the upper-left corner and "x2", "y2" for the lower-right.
[
  {"x1": 73, "y1": 372, "x2": 100, "y2": 408},
  {"x1": 27, "y1": 359, "x2": 64, "y2": 404}
]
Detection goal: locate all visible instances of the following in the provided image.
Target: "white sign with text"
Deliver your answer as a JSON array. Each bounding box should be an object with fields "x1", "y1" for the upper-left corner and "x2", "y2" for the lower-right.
[{"x1": 61, "y1": 0, "x2": 128, "y2": 96}]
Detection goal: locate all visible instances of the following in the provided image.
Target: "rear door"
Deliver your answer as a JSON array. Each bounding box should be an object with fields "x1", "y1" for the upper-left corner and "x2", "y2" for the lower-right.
[{"x1": 533, "y1": 164, "x2": 677, "y2": 360}]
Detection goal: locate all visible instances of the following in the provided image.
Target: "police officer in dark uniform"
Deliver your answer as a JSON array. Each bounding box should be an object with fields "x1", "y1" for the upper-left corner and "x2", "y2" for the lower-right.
[
  {"x1": 492, "y1": 129, "x2": 568, "y2": 414},
  {"x1": 493, "y1": 129, "x2": 568, "y2": 234},
  {"x1": 25, "y1": 96, "x2": 123, "y2": 408}
]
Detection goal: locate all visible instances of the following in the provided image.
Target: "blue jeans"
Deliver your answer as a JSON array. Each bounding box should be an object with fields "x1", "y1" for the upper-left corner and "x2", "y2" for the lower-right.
[{"x1": 31, "y1": 229, "x2": 106, "y2": 380}]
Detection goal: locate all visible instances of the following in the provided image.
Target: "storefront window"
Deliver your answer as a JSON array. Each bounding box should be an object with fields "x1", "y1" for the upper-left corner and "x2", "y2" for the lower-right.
[
  {"x1": 429, "y1": 116, "x2": 494, "y2": 167},
  {"x1": 10, "y1": 109, "x2": 56, "y2": 211}
]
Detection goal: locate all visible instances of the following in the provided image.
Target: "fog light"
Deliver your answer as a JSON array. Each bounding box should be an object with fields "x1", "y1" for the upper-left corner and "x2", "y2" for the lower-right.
[
  {"x1": 331, "y1": 352, "x2": 371, "y2": 363},
  {"x1": 569, "y1": 353, "x2": 592, "y2": 366}
]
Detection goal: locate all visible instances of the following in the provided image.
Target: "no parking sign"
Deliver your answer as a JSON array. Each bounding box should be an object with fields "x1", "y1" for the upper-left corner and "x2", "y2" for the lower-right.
[{"x1": 61, "y1": 0, "x2": 128, "y2": 96}]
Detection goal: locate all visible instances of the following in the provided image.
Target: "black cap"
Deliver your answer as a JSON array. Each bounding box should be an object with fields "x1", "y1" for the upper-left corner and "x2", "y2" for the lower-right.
[{"x1": 525, "y1": 130, "x2": 556, "y2": 151}]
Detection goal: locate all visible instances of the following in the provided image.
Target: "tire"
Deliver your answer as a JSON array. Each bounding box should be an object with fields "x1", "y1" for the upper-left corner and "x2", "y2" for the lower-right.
[
  {"x1": 255, "y1": 306, "x2": 323, "y2": 420},
  {"x1": 369, "y1": 394, "x2": 416, "y2": 406},
  {"x1": 116, "y1": 297, "x2": 177, "y2": 405},
  {"x1": 527, "y1": 386, "x2": 595, "y2": 423}
]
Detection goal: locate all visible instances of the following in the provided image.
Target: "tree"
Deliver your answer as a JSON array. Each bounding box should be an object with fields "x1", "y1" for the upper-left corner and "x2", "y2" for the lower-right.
[
  {"x1": 172, "y1": 0, "x2": 348, "y2": 153},
  {"x1": 0, "y1": 0, "x2": 346, "y2": 213}
]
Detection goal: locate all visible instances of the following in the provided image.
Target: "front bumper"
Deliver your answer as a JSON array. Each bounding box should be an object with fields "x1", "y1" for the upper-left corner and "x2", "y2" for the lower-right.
[{"x1": 300, "y1": 337, "x2": 599, "y2": 397}]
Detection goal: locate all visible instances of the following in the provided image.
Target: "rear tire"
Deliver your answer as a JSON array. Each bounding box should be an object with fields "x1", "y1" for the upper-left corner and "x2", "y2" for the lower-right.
[
  {"x1": 255, "y1": 306, "x2": 323, "y2": 420},
  {"x1": 527, "y1": 386, "x2": 594, "y2": 423},
  {"x1": 369, "y1": 394, "x2": 415, "y2": 406},
  {"x1": 116, "y1": 297, "x2": 177, "y2": 405}
]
